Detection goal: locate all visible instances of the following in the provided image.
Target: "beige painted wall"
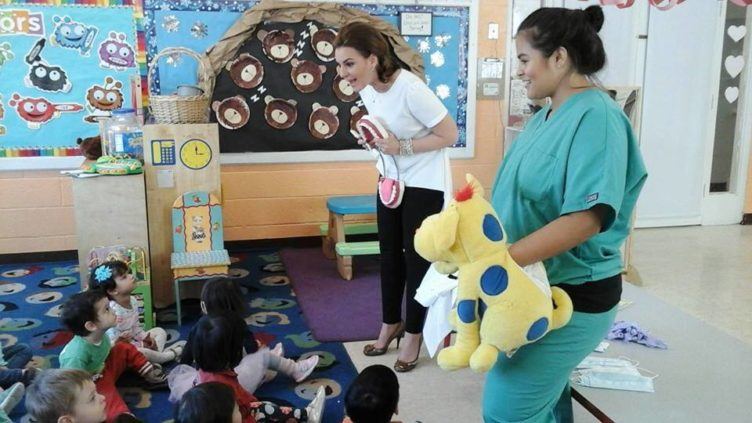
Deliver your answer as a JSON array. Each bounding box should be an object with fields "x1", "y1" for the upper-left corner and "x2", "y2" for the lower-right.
[{"x1": 0, "y1": 0, "x2": 509, "y2": 255}]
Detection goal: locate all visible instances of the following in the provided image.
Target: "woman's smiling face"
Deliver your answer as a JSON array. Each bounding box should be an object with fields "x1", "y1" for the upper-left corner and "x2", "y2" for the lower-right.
[
  {"x1": 515, "y1": 32, "x2": 560, "y2": 100},
  {"x1": 334, "y1": 46, "x2": 377, "y2": 93}
]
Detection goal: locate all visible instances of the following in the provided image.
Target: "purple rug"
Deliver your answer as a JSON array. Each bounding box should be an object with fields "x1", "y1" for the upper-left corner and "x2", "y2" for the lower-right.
[{"x1": 281, "y1": 247, "x2": 382, "y2": 342}]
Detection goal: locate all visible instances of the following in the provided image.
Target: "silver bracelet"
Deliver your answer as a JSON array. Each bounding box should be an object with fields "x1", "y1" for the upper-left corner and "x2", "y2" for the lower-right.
[{"x1": 399, "y1": 138, "x2": 414, "y2": 156}]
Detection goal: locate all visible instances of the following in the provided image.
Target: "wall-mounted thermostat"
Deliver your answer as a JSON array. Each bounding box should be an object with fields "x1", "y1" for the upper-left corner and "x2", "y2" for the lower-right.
[{"x1": 477, "y1": 57, "x2": 504, "y2": 99}]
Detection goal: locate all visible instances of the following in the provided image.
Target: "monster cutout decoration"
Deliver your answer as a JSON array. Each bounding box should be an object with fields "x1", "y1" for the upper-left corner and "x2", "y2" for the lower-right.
[
  {"x1": 98, "y1": 32, "x2": 136, "y2": 71},
  {"x1": 212, "y1": 96, "x2": 250, "y2": 130},
  {"x1": 264, "y1": 96, "x2": 298, "y2": 130},
  {"x1": 50, "y1": 15, "x2": 98, "y2": 56},
  {"x1": 84, "y1": 77, "x2": 124, "y2": 123},
  {"x1": 309, "y1": 24, "x2": 337, "y2": 62},
  {"x1": 309, "y1": 103, "x2": 339, "y2": 140},
  {"x1": 8, "y1": 93, "x2": 83, "y2": 130},
  {"x1": 349, "y1": 106, "x2": 367, "y2": 138},
  {"x1": 226, "y1": 53, "x2": 264, "y2": 89},
  {"x1": 290, "y1": 59, "x2": 326, "y2": 94},
  {"x1": 24, "y1": 39, "x2": 72, "y2": 93},
  {"x1": 257, "y1": 29, "x2": 296, "y2": 63},
  {"x1": 334, "y1": 74, "x2": 358, "y2": 102}
]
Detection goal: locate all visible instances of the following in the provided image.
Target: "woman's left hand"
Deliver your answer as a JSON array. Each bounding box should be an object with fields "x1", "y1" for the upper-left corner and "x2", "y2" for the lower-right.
[{"x1": 373, "y1": 131, "x2": 400, "y2": 155}]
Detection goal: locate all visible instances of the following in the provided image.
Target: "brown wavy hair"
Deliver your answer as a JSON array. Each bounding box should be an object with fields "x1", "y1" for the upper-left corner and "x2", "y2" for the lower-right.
[{"x1": 334, "y1": 21, "x2": 401, "y2": 84}]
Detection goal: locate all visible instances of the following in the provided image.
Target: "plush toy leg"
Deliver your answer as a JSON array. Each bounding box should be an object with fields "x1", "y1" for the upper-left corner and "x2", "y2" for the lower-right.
[
  {"x1": 550, "y1": 287, "x2": 574, "y2": 330},
  {"x1": 437, "y1": 302, "x2": 481, "y2": 371},
  {"x1": 469, "y1": 343, "x2": 499, "y2": 373}
]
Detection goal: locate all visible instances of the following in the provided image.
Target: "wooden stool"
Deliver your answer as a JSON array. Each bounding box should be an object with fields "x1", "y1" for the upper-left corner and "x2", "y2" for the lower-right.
[{"x1": 323, "y1": 195, "x2": 380, "y2": 280}]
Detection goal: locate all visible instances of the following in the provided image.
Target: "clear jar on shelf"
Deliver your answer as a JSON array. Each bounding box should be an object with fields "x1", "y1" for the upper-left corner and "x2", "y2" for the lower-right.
[{"x1": 103, "y1": 108, "x2": 143, "y2": 162}]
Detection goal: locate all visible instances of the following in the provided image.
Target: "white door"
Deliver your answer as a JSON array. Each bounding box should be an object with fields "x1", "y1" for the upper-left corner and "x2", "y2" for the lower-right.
[
  {"x1": 701, "y1": 2, "x2": 752, "y2": 225},
  {"x1": 635, "y1": 0, "x2": 724, "y2": 227}
]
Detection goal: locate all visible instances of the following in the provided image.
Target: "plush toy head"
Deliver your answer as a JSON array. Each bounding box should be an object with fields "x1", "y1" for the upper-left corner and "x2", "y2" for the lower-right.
[
  {"x1": 415, "y1": 174, "x2": 505, "y2": 266},
  {"x1": 415, "y1": 173, "x2": 573, "y2": 373},
  {"x1": 77, "y1": 135, "x2": 102, "y2": 160}
]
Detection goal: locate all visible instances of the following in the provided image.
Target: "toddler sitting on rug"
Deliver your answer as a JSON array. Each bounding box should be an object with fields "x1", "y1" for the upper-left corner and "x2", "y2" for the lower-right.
[
  {"x1": 343, "y1": 365, "x2": 402, "y2": 423},
  {"x1": 170, "y1": 314, "x2": 326, "y2": 423},
  {"x1": 26, "y1": 369, "x2": 111, "y2": 423},
  {"x1": 59, "y1": 290, "x2": 166, "y2": 422},
  {"x1": 90, "y1": 261, "x2": 184, "y2": 364},
  {"x1": 173, "y1": 277, "x2": 319, "y2": 394}
]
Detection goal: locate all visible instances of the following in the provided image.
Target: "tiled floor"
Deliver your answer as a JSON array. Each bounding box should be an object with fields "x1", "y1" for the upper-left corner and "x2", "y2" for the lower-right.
[{"x1": 343, "y1": 225, "x2": 752, "y2": 422}]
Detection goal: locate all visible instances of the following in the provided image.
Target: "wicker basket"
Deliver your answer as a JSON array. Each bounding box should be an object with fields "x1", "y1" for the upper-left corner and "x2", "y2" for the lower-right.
[{"x1": 148, "y1": 47, "x2": 214, "y2": 124}]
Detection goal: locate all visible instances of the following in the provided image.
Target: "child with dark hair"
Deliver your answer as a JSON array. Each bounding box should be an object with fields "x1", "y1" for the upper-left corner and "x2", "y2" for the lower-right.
[
  {"x1": 59, "y1": 290, "x2": 166, "y2": 422},
  {"x1": 175, "y1": 382, "x2": 242, "y2": 423},
  {"x1": 169, "y1": 314, "x2": 326, "y2": 423},
  {"x1": 89, "y1": 261, "x2": 184, "y2": 364},
  {"x1": 179, "y1": 277, "x2": 319, "y2": 393},
  {"x1": 343, "y1": 365, "x2": 400, "y2": 423}
]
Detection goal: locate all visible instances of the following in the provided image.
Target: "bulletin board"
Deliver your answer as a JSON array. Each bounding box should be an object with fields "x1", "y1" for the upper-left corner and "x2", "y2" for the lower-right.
[
  {"x1": 0, "y1": 1, "x2": 144, "y2": 169},
  {"x1": 144, "y1": 0, "x2": 477, "y2": 163}
]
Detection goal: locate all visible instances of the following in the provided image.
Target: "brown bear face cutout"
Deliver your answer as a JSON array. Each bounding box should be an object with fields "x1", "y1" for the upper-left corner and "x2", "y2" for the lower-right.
[
  {"x1": 333, "y1": 74, "x2": 358, "y2": 102},
  {"x1": 264, "y1": 96, "x2": 298, "y2": 130},
  {"x1": 349, "y1": 106, "x2": 367, "y2": 138},
  {"x1": 309, "y1": 103, "x2": 339, "y2": 140},
  {"x1": 226, "y1": 53, "x2": 264, "y2": 89},
  {"x1": 290, "y1": 59, "x2": 326, "y2": 94},
  {"x1": 256, "y1": 29, "x2": 296, "y2": 63},
  {"x1": 212, "y1": 96, "x2": 250, "y2": 130},
  {"x1": 309, "y1": 25, "x2": 337, "y2": 62}
]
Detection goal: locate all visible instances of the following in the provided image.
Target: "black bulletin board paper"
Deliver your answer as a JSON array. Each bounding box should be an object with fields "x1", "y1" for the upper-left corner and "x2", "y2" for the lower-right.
[{"x1": 211, "y1": 20, "x2": 365, "y2": 154}]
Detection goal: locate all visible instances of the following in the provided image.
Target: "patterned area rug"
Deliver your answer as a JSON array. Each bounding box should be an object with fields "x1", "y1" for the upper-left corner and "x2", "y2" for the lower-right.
[{"x1": 0, "y1": 249, "x2": 356, "y2": 422}]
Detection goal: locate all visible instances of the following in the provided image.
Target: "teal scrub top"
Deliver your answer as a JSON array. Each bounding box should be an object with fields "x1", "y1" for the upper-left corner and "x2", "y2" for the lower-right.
[{"x1": 491, "y1": 89, "x2": 647, "y2": 285}]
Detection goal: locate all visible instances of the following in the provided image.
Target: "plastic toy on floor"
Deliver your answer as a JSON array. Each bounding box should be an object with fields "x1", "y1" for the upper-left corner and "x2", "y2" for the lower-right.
[{"x1": 414, "y1": 174, "x2": 573, "y2": 372}]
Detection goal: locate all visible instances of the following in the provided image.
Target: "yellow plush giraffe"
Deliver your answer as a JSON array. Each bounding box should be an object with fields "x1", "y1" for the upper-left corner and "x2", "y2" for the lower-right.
[{"x1": 414, "y1": 174, "x2": 573, "y2": 372}]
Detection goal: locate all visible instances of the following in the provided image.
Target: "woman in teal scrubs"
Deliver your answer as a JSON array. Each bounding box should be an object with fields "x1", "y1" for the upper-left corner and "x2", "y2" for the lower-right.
[{"x1": 485, "y1": 6, "x2": 647, "y2": 422}]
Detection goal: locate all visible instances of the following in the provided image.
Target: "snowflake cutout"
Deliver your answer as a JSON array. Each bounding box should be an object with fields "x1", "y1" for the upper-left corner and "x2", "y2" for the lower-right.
[
  {"x1": 430, "y1": 51, "x2": 445, "y2": 68},
  {"x1": 0, "y1": 42, "x2": 14, "y2": 66},
  {"x1": 162, "y1": 15, "x2": 180, "y2": 33},
  {"x1": 166, "y1": 52, "x2": 182, "y2": 67},
  {"x1": 418, "y1": 38, "x2": 431, "y2": 54},
  {"x1": 191, "y1": 21, "x2": 208, "y2": 39},
  {"x1": 435, "y1": 84, "x2": 451, "y2": 100},
  {"x1": 434, "y1": 34, "x2": 452, "y2": 48}
]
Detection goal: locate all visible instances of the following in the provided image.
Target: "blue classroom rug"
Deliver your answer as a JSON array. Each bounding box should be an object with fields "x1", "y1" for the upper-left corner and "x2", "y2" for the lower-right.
[{"x1": 0, "y1": 249, "x2": 356, "y2": 422}]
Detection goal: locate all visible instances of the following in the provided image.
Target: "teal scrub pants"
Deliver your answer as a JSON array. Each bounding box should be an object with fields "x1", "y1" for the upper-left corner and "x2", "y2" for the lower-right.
[{"x1": 482, "y1": 306, "x2": 618, "y2": 423}]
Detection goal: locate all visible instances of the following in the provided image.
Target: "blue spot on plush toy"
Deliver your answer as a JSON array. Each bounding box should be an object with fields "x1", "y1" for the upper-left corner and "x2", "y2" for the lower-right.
[{"x1": 414, "y1": 174, "x2": 573, "y2": 372}]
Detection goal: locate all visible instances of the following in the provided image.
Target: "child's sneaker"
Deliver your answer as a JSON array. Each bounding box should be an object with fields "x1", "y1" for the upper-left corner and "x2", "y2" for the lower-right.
[
  {"x1": 20, "y1": 367, "x2": 39, "y2": 386},
  {"x1": 270, "y1": 342, "x2": 284, "y2": 357},
  {"x1": 142, "y1": 363, "x2": 168, "y2": 389},
  {"x1": 0, "y1": 382, "x2": 25, "y2": 415},
  {"x1": 305, "y1": 386, "x2": 326, "y2": 423},
  {"x1": 292, "y1": 355, "x2": 320, "y2": 383},
  {"x1": 165, "y1": 340, "x2": 186, "y2": 361}
]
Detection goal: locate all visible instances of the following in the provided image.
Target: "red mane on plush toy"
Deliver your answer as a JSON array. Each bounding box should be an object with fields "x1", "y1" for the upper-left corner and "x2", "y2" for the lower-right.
[{"x1": 455, "y1": 184, "x2": 474, "y2": 202}]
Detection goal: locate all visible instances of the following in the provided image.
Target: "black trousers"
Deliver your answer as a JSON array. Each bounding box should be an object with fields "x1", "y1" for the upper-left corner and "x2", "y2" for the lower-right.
[{"x1": 377, "y1": 186, "x2": 444, "y2": 334}]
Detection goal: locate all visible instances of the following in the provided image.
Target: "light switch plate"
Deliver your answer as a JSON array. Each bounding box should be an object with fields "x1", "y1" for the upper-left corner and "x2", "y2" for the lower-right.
[{"x1": 488, "y1": 22, "x2": 499, "y2": 40}]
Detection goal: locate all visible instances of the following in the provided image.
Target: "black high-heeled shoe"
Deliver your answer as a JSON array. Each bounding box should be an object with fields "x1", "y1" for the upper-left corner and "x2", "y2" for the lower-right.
[
  {"x1": 363, "y1": 322, "x2": 405, "y2": 356},
  {"x1": 394, "y1": 338, "x2": 422, "y2": 373}
]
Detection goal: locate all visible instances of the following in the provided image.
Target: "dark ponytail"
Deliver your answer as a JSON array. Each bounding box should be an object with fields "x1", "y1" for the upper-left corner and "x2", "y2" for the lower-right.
[{"x1": 517, "y1": 5, "x2": 606, "y2": 76}]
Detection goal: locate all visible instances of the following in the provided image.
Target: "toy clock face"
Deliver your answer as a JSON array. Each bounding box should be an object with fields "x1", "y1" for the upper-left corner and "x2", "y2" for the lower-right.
[{"x1": 180, "y1": 139, "x2": 212, "y2": 170}]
